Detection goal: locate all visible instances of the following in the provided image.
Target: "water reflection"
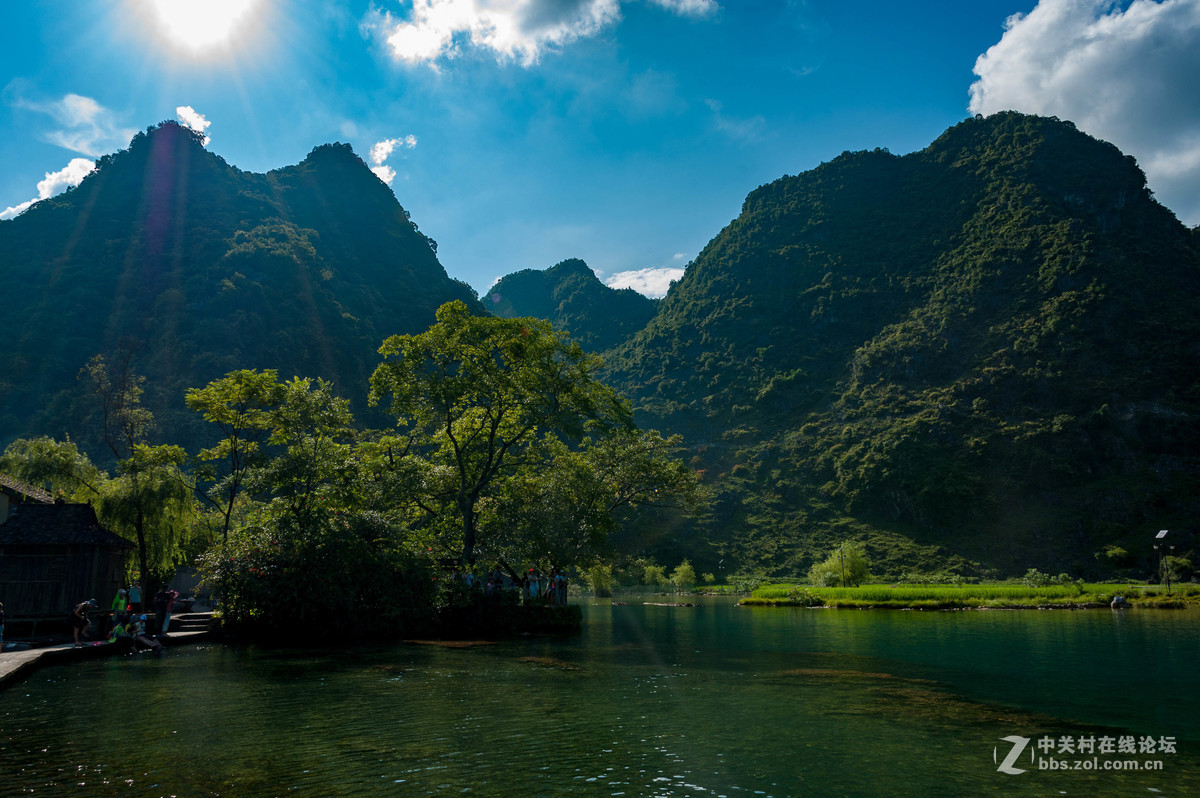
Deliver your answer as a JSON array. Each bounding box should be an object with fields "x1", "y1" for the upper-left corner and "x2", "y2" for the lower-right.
[{"x1": 1, "y1": 599, "x2": 1197, "y2": 796}]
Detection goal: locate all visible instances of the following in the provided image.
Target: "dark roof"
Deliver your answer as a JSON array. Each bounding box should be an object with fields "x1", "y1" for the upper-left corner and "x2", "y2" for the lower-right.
[
  {"x1": 0, "y1": 472, "x2": 54, "y2": 504},
  {"x1": 0, "y1": 503, "x2": 134, "y2": 547}
]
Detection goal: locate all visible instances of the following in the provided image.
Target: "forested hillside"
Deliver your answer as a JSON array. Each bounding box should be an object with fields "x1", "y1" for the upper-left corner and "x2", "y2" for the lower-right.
[
  {"x1": 603, "y1": 112, "x2": 1200, "y2": 577},
  {"x1": 0, "y1": 121, "x2": 479, "y2": 454},
  {"x1": 486, "y1": 258, "x2": 657, "y2": 351},
  {"x1": 3, "y1": 113, "x2": 1197, "y2": 579}
]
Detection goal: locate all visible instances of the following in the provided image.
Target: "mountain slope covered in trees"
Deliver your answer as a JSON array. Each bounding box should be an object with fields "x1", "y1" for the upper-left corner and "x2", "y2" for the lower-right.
[
  {"x1": 0, "y1": 121, "x2": 479, "y2": 453},
  {"x1": 603, "y1": 112, "x2": 1200, "y2": 577},
  {"x1": 485, "y1": 258, "x2": 657, "y2": 352},
  {"x1": 3, "y1": 113, "x2": 1197, "y2": 579}
]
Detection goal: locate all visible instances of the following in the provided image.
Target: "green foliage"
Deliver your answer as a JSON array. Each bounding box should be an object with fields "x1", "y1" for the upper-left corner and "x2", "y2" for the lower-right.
[
  {"x1": 745, "y1": 582, "x2": 1154, "y2": 608},
  {"x1": 582, "y1": 563, "x2": 615, "y2": 597},
  {"x1": 642, "y1": 564, "x2": 668, "y2": 589},
  {"x1": 0, "y1": 437, "x2": 105, "y2": 501},
  {"x1": 1020, "y1": 569, "x2": 1084, "y2": 593},
  {"x1": 487, "y1": 258, "x2": 658, "y2": 352},
  {"x1": 671, "y1": 559, "x2": 697, "y2": 591},
  {"x1": 729, "y1": 574, "x2": 766, "y2": 594},
  {"x1": 6, "y1": 112, "x2": 1200, "y2": 586},
  {"x1": 808, "y1": 542, "x2": 871, "y2": 587},
  {"x1": 369, "y1": 300, "x2": 634, "y2": 564},
  {"x1": 97, "y1": 444, "x2": 195, "y2": 584},
  {"x1": 1096, "y1": 545, "x2": 1131, "y2": 565},
  {"x1": 198, "y1": 509, "x2": 436, "y2": 638},
  {"x1": 186, "y1": 369, "x2": 286, "y2": 542},
  {"x1": 1, "y1": 121, "x2": 479, "y2": 461},
  {"x1": 600, "y1": 112, "x2": 1200, "y2": 577},
  {"x1": 1161, "y1": 555, "x2": 1193, "y2": 583},
  {"x1": 785, "y1": 586, "x2": 825, "y2": 607}
]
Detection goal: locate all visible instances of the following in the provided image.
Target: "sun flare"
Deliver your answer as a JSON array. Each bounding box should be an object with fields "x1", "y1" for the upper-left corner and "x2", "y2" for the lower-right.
[{"x1": 150, "y1": 0, "x2": 257, "y2": 51}]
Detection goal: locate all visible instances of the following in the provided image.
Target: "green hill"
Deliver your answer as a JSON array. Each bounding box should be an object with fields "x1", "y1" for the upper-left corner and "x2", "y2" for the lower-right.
[
  {"x1": 0, "y1": 121, "x2": 479, "y2": 455},
  {"x1": 485, "y1": 258, "x2": 657, "y2": 352},
  {"x1": 603, "y1": 112, "x2": 1200, "y2": 578}
]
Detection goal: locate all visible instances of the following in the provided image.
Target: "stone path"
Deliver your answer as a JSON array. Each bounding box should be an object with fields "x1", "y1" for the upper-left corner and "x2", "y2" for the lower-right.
[{"x1": 0, "y1": 626, "x2": 213, "y2": 690}]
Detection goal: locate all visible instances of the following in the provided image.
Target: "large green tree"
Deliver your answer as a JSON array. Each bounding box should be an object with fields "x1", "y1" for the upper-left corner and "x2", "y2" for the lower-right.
[
  {"x1": 185, "y1": 369, "x2": 286, "y2": 544},
  {"x1": 368, "y1": 300, "x2": 629, "y2": 564},
  {"x1": 482, "y1": 430, "x2": 703, "y2": 576}
]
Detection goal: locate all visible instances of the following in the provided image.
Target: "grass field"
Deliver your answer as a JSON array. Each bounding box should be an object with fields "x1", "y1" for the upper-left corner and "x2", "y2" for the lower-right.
[{"x1": 739, "y1": 582, "x2": 1200, "y2": 609}]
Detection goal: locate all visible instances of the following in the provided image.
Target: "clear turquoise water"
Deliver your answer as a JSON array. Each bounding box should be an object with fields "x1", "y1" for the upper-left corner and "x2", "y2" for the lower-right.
[{"x1": 1, "y1": 599, "x2": 1198, "y2": 796}]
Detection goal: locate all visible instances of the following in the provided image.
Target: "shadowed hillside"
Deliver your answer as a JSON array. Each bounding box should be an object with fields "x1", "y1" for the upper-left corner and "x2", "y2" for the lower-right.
[
  {"x1": 485, "y1": 258, "x2": 657, "y2": 352},
  {"x1": 0, "y1": 121, "x2": 480, "y2": 455}
]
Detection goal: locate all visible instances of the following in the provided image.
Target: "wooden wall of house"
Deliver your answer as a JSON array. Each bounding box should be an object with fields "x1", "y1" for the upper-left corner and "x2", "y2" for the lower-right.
[{"x1": 0, "y1": 544, "x2": 129, "y2": 619}]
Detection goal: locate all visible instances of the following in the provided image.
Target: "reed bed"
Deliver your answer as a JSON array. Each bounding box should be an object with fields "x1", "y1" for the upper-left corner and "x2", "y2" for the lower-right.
[{"x1": 740, "y1": 583, "x2": 1200, "y2": 609}]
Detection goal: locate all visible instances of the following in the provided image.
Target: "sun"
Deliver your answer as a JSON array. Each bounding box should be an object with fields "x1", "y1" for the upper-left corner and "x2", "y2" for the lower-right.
[{"x1": 150, "y1": 0, "x2": 258, "y2": 51}]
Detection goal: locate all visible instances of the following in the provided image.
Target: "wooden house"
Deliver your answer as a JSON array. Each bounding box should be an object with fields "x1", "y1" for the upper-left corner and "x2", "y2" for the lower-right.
[{"x1": 1, "y1": 475, "x2": 133, "y2": 631}]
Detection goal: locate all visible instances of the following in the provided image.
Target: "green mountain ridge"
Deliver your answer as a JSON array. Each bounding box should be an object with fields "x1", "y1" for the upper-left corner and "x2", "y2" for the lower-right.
[
  {"x1": 485, "y1": 257, "x2": 657, "y2": 351},
  {"x1": 0, "y1": 121, "x2": 479, "y2": 453},
  {"x1": 2, "y1": 113, "x2": 1196, "y2": 579},
  {"x1": 601, "y1": 112, "x2": 1200, "y2": 577}
]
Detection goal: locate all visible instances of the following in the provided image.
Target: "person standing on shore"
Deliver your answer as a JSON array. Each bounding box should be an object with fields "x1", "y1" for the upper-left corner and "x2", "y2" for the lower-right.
[
  {"x1": 70, "y1": 599, "x2": 97, "y2": 647},
  {"x1": 154, "y1": 586, "x2": 179, "y2": 634},
  {"x1": 128, "y1": 581, "x2": 142, "y2": 614},
  {"x1": 103, "y1": 589, "x2": 126, "y2": 638}
]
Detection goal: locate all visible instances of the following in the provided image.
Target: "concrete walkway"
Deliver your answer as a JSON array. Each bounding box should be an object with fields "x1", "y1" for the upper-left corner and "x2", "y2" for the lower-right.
[{"x1": 0, "y1": 628, "x2": 213, "y2": 691}]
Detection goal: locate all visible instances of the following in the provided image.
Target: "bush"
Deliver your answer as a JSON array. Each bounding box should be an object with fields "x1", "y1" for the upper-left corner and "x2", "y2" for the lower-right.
[
  {"x1": 199, "y1": 509, "x2": 437, "y2": 639},
  {"x1": 786, "y1": 587, "x2": 825, "y2": 607},
  {"x1": 671, "y1": 560, "x2": 697, "y2": 592},
  {"x1": 583, "y1": 563, "x2": 615, "y2": 596},
  {"x1": 1020, "y1": 569, "x2": 1084, "y2": 594},
  {"x1": 808, "y1": 542, "x2": 871, "y2": 587},
  {"x1": 730, "y1": 574, "x2": 766, "y2": 594},
  {"x1": 643, "y1": 564, "x2": 668, "y2": 590}
]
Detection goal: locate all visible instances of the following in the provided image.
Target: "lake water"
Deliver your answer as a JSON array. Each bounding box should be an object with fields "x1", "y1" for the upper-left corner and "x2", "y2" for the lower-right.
[{"x1": 2, "y1": 598, "x2": 1198, "y2": 796}]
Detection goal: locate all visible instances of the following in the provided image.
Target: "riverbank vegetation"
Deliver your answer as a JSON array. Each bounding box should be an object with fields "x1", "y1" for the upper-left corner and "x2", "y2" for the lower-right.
[
  {"x1": 739, "y1": 582, "x2": 1200, "y2": 609},
  {"x1": 1, "y1": 302, "x2": 703, "y2": 639}
]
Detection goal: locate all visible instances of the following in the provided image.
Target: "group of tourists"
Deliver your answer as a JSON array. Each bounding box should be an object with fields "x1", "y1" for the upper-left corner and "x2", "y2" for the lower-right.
[
  {"x1": 449, "y1": 566, "x2": 569, "y2": 605},
  {"x1": 522, "y1": 568, "x2": 569, "y2": 605},
  {"x1": 106, "y1": 607, "x2": 163, "y2": 653},
  {"x1": 67, "y1": 580, "x2": 178, "y2": 653}
]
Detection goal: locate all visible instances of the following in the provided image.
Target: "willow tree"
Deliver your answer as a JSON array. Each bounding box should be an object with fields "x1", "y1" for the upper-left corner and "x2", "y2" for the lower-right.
[
  {"x1": 83, "y1": 352, "x2": 194, "y2": 588},
  {"x1": 368, "y1": 300, "x2": 629, "y2": 565}
]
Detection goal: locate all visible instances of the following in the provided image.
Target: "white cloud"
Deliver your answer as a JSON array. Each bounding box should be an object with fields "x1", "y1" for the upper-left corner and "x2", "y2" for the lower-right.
[
  {"x1": 15, "y1": 93, "x2": 137, "y2": 157},
  {"x1": 176, "y1": 105, "x2": 212, "y2": 145},
  {"x1": 0, "y1": 199, "x2": 36, "y2": 221},
  {"x1": 604, "y1": 265, "x2": 684, "y2": 297},
  {"x1": 370, "y1": 135, "x2": 418, "y2": 165},
  {"x1": 647, "y1": 0, "x2": 717, "y2": 16},
  {"x1": 372, "y1": 0, "x2": 717, "y2": 67},
  {"x1": 369, "y1": 135, "x2": 418, "y2": 185},
  {"x1": 371, "y1": 165, "x2": 398, "y2": 184},
  {"x1": 705, "y1": 98, "x2": 766, "y2": 141},
  {"x1": 1, "y1": 157, "x2": 95, "y2": 220},
  {"x1": 968, "y1": 0, "x2": 1200, "y2": 225}
]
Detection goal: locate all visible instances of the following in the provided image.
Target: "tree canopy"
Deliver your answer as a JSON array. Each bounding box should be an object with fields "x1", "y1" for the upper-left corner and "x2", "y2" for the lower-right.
[{"x1": 368, "y1": 300, "x2": 633, "y2": 565}]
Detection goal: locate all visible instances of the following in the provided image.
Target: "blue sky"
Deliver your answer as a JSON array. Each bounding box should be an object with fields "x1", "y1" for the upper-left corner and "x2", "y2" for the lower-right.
[{"x1": 3, "y1": 1, "x2": 1198, "y2": 297}]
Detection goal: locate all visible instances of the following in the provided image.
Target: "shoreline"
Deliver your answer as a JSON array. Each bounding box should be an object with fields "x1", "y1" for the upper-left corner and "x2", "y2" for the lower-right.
[
  {"x1": 0, "y1": 629, "x2": 214, "y2": 692},
  {"x1": 737, "y1": 599, "x2": 1197, "y2": 610}
]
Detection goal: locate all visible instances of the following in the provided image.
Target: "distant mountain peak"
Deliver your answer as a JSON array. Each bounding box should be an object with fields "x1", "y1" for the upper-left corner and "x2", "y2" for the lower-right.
[{"x1": 488, "y1": 258, "x2": 657, "y2": 352}]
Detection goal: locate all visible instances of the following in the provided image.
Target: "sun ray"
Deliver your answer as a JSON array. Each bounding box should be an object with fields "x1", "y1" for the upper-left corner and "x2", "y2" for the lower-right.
[{"x1": 150, "y1": 0, "x2": 258, "y2": 51}]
